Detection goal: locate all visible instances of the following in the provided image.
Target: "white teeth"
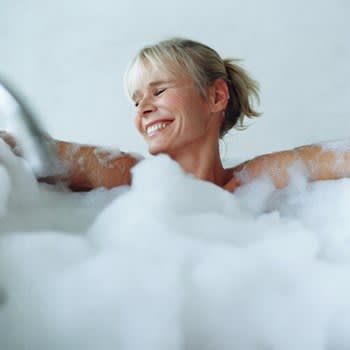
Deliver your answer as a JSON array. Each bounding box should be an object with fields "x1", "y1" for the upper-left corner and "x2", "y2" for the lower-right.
[{"x1": 146, "y1": 122, "x2": 170, "y2": 135}]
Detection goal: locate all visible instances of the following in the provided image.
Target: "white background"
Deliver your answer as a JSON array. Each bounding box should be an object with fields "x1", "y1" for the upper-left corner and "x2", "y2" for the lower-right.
[{"x1": 1, "y1": 0, "x2": 349, "y2": 160}]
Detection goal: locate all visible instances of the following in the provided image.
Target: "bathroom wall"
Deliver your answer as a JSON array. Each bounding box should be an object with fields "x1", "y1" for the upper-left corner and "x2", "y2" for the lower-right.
[{"x1": 1, "y1": 0, "x2": 349, "y2": 160}]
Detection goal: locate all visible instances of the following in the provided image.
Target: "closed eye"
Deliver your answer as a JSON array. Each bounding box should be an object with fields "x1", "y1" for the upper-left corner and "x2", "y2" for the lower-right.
[
  {"x1": 154, "y1": 88, "x2": 166, "y2": 96},
  {"x1": 133, "y1": 86, "x2": 167, "y2": 107}
]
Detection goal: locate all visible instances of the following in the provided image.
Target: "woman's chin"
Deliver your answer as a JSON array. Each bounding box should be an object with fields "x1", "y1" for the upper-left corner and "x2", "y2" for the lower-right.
[{"x1": 147, "y1": 143, "x2": 169, "y2": 156}]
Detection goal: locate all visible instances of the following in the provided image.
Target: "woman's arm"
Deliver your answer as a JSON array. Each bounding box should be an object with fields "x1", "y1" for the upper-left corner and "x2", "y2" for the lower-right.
[
  {"x1": 0, "y1": 131, "x2": 140, "y2": 191},
  {"x1": 232, "y1": 141, "x2": 350, "y2": 189},
  {"x1": 39, "y1": 139, "x2": 140, "y2": 191}
]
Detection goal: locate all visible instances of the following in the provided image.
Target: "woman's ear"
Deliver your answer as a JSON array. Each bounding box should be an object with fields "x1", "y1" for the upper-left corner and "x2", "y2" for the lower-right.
[{"x1": 208, "y1": 79, "x2": 229, "y2": 113}]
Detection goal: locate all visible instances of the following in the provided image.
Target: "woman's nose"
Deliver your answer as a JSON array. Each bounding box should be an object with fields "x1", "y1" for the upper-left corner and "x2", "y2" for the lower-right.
[{"x1": 137, "y1": 97, "x2": 157, "y2": 117}]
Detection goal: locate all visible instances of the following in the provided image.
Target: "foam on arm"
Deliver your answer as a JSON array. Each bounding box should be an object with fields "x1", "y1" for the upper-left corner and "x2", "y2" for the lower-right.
[
  {"x1": 40, "y1": 140, "x2": 141, "y2": 191},
  {"x1": 232, "y1": 139, "x2": 350, "y2": 189}
]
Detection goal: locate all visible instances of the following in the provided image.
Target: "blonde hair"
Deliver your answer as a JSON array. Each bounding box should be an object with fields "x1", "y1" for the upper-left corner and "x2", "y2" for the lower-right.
[{"x1": 125, "y1": 37, "x2": 261, "y2": 138}]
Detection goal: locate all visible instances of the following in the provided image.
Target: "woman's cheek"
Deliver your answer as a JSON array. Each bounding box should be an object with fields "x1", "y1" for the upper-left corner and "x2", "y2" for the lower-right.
[{"x1": 134, "y1": 115, "x2": 143, "y2": 135}]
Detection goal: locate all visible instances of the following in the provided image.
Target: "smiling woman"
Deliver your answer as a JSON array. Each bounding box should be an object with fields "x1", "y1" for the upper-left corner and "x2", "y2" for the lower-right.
[
  {"x1": 123, "y1": 38, "x2": 260, "y2": 188},
  {"x1": 2, "y1": 37, "x2": 350, "y2": 192}
]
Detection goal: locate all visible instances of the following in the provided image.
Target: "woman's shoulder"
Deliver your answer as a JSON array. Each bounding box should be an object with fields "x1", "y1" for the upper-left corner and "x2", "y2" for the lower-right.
[{"x1": 225, "y1": 149, "x2": 302, "y2": 190}]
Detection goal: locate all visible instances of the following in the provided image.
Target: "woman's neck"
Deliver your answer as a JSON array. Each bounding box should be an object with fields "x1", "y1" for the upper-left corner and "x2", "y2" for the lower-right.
[{"x1": 169, "y1": 138, "x2": 232, "y2": 188}]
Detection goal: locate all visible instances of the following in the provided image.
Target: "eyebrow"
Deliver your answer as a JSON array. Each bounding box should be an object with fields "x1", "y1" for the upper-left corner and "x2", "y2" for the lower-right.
[{"x1": 132, "y1": 79, "x2": 174, "y2": 100}]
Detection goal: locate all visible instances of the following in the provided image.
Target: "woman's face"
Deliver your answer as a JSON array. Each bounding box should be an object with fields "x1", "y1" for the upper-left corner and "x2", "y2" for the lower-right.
[{"x1": 132, "y1": 64, "x2": 217, "y2": 156}]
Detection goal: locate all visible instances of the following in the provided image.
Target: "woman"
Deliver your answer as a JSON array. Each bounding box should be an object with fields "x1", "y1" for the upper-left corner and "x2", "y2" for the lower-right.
[{"x1": 2, "y1": 37, "x2": 350, "y2": 192}]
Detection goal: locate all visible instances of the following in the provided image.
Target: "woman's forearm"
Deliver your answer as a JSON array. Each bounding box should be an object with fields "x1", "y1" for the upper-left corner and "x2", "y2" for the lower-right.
[{"x1": 40, "y1": 139, "x2": 140, "y2": 191}]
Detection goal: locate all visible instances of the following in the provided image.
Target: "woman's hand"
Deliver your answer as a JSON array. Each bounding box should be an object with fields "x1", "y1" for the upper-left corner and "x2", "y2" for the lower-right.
[{"x1": 0, "y1": 130, "x2": 22, "y2": 156}]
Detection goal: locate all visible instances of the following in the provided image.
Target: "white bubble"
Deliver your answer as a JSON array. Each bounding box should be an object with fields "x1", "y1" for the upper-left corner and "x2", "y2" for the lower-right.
[{"x1": 2, "y1": 151, "x2": 350, "y2": 349}]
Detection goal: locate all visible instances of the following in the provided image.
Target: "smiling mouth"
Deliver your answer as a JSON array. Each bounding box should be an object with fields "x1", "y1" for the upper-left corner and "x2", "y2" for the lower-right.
[{"x1": 146, "y1": 121, "x2": 173, "y2": 136}]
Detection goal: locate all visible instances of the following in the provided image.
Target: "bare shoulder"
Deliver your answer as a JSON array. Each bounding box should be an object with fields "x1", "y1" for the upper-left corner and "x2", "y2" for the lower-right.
[
  {"x1": 226, "y1": 141, "x2": 350, "y2": 189},
  {"x1": 227, "y1": 150, "x2": 296, "y2": 177},
  {"x1": 226, "y1": 146, "x2": 321, "y2": 189}
]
